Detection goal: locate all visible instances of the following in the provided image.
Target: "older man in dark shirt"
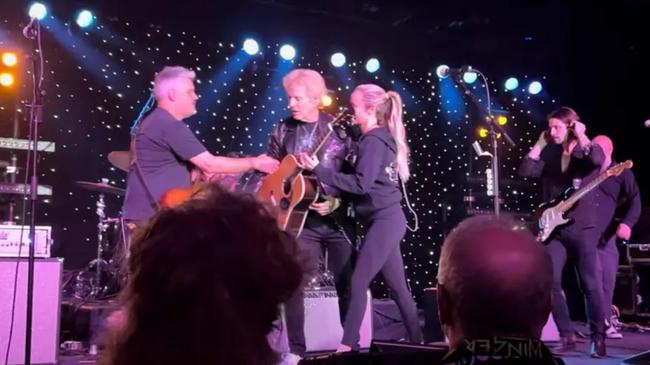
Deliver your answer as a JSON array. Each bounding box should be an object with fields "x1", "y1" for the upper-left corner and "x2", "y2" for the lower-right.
[
  {"x1": 592, "y1": 135, "x2": 641, "y2": 339},
  {"x1": 519, "y1": 107, "x2": 606, "y2": 357},
  {"x1": 123, "y1": 66, "x2": 278, "y2": 224}
]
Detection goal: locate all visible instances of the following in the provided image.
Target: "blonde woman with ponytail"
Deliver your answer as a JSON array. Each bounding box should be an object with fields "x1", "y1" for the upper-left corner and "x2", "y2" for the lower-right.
[{"x1": 299, "y1": 84, "x2": 422, "y2": 352}]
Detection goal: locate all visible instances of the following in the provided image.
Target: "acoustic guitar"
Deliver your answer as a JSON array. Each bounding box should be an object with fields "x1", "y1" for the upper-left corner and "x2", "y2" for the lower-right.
[{"x1": 256, "y1": 108, "x2": 352, "y2": 237}]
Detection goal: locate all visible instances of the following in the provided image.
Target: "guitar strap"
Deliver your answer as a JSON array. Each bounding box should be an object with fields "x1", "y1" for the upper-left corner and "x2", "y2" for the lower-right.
[{"x1": 129, "y1": 132, "x2": 161, "y2": 212}]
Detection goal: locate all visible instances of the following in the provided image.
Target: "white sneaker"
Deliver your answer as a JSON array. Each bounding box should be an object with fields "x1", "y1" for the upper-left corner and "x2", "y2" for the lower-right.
[
  {"x1": 282, "y1": 353, "x2": 302, "y2": 365},
  {"x1": 606, "y1": 325, "x2": 623, "y2": 339}
]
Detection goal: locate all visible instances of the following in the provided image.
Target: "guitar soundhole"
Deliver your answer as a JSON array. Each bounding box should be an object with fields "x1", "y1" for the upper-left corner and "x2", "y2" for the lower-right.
[
  {"x1": 279, "y1": 197, "x2": 290, "y2": 210},
  {"x1": 282, "y1": 179, "x2": 292, "y2": 195}
]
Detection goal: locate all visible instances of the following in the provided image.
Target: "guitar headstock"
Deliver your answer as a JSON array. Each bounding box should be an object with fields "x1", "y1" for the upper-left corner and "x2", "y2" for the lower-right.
[
  {"x1": 329, "y1": 107, "x2": 353, "y2": 127},
  {"x1": 606, "y1": 160, "x2": 633, "y2": 177}
]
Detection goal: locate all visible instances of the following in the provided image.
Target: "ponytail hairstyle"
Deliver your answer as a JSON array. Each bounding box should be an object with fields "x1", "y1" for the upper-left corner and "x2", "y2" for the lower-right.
[{"x1": 353, "y1": 84, "x2": 410, "y2": 181}]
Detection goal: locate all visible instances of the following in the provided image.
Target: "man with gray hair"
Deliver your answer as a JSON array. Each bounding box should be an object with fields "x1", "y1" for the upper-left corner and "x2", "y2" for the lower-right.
[
  {"x1": 437, "y1": 215, "x2": 563, "y2": 364},
  {"x1": 122, "y1": 66, "x2": 278, "y2": 224},
  {"x1": 267, "y1": 68, "x2": 355, "y2": 364}
]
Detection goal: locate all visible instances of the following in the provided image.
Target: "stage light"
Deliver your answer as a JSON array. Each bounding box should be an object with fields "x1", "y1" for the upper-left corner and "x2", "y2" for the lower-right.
[
  {"x1": 528, "y1": 81, "x2": 542, "y2": 95},
  {"x1": 321, "y1": 94, "x2": 333, "y2": 107},
  {"x1": 497, "y1": 115, "x2": 508, "y2": 125},
  {"x1": 0, "y1": 73, "x2": 15, "y2": 87},
  {"x1": 505, "y1": 77, "x2": 519, "y2": 91},
  {"x1": 478, "y1": 127, "x2": 488, "y2": 139},
  {"x1": 28, "y1": 2, "x2": 47, "y2": 20},
  {"x1": 242, "y1": 39, "x2": 259, "y2": 55},
  {"x1": 436, "y1": 64, "x2": 450, "y2": 79},
  {"x1": 365, "y1": 58, "x2": 380, "y2": 73},
  {"x1": 463, "y1": 71, "x2": 478, "y2": 84},
  {"x1": 2, "y1": 52, "x2": 18, "y2": 67},
  {"x1": 279, "y1": 44, "x2": 296, "y2": 61},
  {"x1": 76, "y1": 10, "x2": 94, "y2": 28},
  {"x1": 330, "y1": 52, "x2": 346, "y2": 68}
]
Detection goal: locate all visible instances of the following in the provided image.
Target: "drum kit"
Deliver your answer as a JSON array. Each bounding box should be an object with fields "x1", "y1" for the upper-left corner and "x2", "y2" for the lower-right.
[
  {"x1": 70, "y1": 151, "x2": 130, "y2": 300},
  {"x1": 69, "y1": 150, "x2": 337, "y2": 299}
]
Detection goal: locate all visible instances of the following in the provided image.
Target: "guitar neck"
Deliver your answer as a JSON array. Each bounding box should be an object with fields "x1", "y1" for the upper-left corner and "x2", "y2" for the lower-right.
[
  {"x1": 307, "y1": 127, "x2": 334, "y2": 159},
  {"x1": 558, "y1": 171, "x2": 608, "y2": 212}
]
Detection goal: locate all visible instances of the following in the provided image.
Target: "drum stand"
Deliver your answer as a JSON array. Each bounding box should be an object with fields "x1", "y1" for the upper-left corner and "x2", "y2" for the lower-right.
[
  {"x1": 77, "y1": 193, "x2": 124, "y2": 300},
  {"x1": 86, "y1": 192, "x2": 110, "y2": 298}
]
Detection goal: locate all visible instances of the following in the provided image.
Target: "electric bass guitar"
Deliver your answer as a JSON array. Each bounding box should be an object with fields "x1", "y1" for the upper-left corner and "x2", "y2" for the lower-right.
[
  {"x1": 256, "y1": 108, "x2": 352, "y2": 237},
  {"x1": 535, "y1": 160, "x2": 633, "y2": 243}
]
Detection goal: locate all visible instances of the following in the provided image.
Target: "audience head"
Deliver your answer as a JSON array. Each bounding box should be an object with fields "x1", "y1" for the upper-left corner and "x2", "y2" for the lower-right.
[
  {"x1": 103, "y1": 184, "x2": 303, "y2": 365},
  {"x1": 437, "y1": 215, "x2": 553, "y2": 349}
]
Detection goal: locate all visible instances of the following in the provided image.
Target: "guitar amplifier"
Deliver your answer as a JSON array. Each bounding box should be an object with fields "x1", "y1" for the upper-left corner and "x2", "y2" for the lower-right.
[
  {"x1": 0, "y1": 225, "x2": 53, "y2": 258},
  {"x1": 628, "y1": 207, "x2": 650, "y2": 264},
  {"x1": 0, "y1": 258, "x2": 63, "y2": 365},
  {"x1": 613, "y1": 265, "x2": 639, "y2": 316},
  {"x1": 275, "y1": 288, "x2": 373, "y2": 353},
  {"x1": 627, "y1": 243, "x2": 650, "y2": 264},
  {"x1": 303, "y1": 288, "x2": 372, "y2": 352}
]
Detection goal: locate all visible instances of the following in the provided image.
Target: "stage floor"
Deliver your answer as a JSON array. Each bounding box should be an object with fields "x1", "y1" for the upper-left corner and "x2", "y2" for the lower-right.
[
  {"x1": 560, "y1": 327, "x2": 650, "y2": 365},
  {"x1": 56, "y1": 323, "x2": 650, "y2": 365}
]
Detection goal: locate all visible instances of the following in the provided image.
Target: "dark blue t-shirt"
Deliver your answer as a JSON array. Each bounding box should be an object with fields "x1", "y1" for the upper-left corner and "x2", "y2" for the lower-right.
[{"x1": 122, "y1": 108, "x2": 206, "y2": 221}]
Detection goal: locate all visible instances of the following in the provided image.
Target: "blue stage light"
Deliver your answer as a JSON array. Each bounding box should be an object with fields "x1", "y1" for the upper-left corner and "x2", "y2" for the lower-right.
[
  {"x1": 436, "y1": 64, "x2": 450, "y2": 79},
  {"x1": 463, "y1": 71, "x2": 478, "y2": 84},
  {"x1": 279, "y1": 44, "x2": 296, "y2": 61},
  {"x1": 528, "y1": 81, "x2": 543, "y2": 95},
  {"x1": 365, "y1": 58, "x2": 380, "y2": 73},
  {"x1": 242, "y1": 39, "x2": 260, "y2": 55},
  {"x1": 505, "y1": 77, "x2": 519, "y2": 91},
  {"x1": 28, "y1": 2, "x2": 48, "y2": 20},
  {"x1": 331, "y1": 52, "x2": 346, "y2": 68},
  {"x1": 76, "y1": 10, "x2": 94, "y2": 28}
]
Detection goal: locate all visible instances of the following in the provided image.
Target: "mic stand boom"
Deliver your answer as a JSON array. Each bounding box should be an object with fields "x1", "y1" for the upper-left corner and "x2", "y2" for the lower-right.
[{"x1": 451, "y1": 70, "x2": 516, "y2": 217}]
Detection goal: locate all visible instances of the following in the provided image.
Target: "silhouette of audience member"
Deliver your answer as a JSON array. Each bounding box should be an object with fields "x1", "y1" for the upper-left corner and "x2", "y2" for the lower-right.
[
  {"x1": 437, "y1": 215, "x2": 565, "y2": 364},
  {"x1": 101, "y1": 184, "x2": 304, "y2": 365}
]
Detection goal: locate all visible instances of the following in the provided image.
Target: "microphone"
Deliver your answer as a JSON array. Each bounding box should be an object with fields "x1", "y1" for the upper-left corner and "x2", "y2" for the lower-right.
[
  {"x1": 22, "y1": 17, "x2": 37, "y2": 39},
  {"x1": 438, "y1": 65, "x2": 474, "y2": 78}
]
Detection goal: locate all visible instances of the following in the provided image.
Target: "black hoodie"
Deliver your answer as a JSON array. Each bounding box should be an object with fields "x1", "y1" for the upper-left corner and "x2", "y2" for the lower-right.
[{"x1": 313, "y1": 126, "x2": 402, "y2": 220}]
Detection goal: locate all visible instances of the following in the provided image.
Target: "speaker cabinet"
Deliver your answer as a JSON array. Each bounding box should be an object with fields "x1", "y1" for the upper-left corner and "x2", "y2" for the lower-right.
[{"x1": 0, "y1": 258, "x2": 63, "y2": 365}]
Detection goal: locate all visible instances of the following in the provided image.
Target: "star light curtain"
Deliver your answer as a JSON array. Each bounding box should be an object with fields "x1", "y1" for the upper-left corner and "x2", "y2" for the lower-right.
[{"x1": 0, "y1": 16, "x2": 553, "y2": 300}]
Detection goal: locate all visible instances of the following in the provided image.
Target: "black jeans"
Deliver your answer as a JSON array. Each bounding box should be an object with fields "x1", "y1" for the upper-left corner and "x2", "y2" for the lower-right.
[
  {"x1": 598, "y1": 235, "x2": 619, "y2": 322},
  {"x1": 546, "y1": 226, "x2": 605, "y2": 341},
  {"x1": 341, "y1": 208, "x2": 422, "y2": 349},
  {"x1": 285, "y1": 219, "x2": 354, "y2": 356}
]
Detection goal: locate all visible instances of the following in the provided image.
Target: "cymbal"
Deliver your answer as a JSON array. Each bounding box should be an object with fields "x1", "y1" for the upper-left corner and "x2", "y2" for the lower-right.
[
  {"x1": 108, "y1": 151, "x2": 130, "y2": 172},
  {"x1": 75, "y1": 181, "x2": 125, "y2": 196}
]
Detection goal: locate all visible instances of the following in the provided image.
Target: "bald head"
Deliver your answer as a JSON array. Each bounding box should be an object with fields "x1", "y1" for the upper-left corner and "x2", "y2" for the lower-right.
[
  {"x1": 593, "y1": 135, "x2": 613, "y2": 159},
  {"x1": 437, "y1": 215, "x2": 552, "y2": 346}
]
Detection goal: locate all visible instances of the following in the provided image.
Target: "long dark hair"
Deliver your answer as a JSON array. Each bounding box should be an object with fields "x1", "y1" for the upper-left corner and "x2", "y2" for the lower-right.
[
  {"x1": 547, "y1": 106, "x2": 580, "y2": 143},
  {"x1": 102, "y1": 184, "x2": 303, "y2": 365}
]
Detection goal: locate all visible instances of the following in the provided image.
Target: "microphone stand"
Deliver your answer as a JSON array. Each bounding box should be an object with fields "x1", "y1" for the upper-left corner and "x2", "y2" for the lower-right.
[
  {"x1": 451, "y1": 69, "x2": 516, "y2": 217},
  {"x1": 24, "y1": 19, "x2": 45, "y2": 365}
]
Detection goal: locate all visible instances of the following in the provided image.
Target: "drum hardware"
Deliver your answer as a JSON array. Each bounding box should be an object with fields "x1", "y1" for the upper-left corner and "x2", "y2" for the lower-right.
[
  {"x1": 107, "y1": 150, "x2": 130, "y2": 173},
  {"x1": 73, "y1": 178, "x2": 127, "y2": 300}
]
